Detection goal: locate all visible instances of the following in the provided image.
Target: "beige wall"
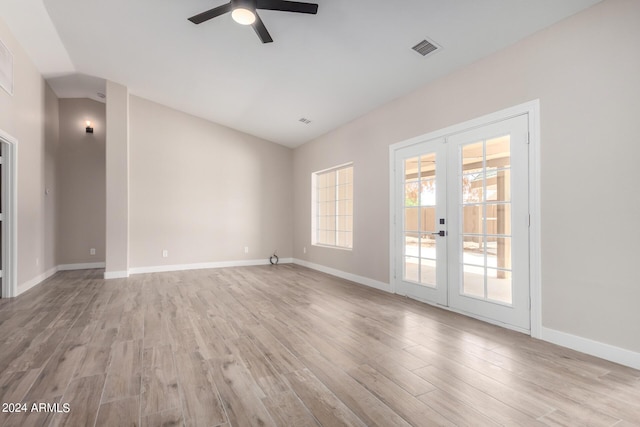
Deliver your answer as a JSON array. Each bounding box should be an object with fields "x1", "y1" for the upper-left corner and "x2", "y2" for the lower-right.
[
  {"x1": 293, "y1": 0, "x2": 640, "y2": 352},
  {"x1": 57, "y1": 98, "x2": 106, "y2": 264},
  {"x1": 0, "y1": 18, "x2": 58, "y2": 286},
  {"x1": 105, "y1": 81, "x2": 130, "y2": 275},
  {"x1": 129, "y1": 96, "x2": 293, "y2": 269}
]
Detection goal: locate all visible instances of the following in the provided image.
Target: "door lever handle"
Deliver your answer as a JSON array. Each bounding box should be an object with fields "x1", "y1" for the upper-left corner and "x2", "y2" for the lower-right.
[{"x1": 430, "y1": 231, "x2": 446, "y2": 237}]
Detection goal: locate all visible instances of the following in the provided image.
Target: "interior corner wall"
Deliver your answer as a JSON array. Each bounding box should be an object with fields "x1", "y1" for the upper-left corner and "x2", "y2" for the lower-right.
[
  {"x1": 293, "y1": 0, "x2": 640, "y2": 353},
  {"x1": 0, "y1": 17, "x2": 58, "y2": 289},
  {"x1": 57, "y1": 98, "x2": 106, "y2": 265},
  {"x1": 128, "y1": 96, "x2": 293, "y2": 269}
]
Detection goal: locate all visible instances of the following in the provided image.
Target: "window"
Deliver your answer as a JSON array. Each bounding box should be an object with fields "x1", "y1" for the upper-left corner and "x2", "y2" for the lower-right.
[{"x1": 312, "y1": 163, "x2": 353, "y2": 249}]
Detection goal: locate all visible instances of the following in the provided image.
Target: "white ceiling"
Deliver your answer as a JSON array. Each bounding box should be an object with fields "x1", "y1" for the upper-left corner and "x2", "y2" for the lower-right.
[{"x1": 1, "y1": 0, "x2": 601, "y2": 147}]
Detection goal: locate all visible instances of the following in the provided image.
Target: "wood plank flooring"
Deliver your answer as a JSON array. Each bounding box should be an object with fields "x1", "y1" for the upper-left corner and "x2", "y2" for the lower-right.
[{"x1": 0, "y1": 265, "x2": 639, "y2": 426}]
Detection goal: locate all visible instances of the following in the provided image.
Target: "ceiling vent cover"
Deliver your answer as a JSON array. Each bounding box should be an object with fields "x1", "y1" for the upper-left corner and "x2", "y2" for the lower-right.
[{"x1": 411, "y1": 39, "x2": 439, "y2": 57}]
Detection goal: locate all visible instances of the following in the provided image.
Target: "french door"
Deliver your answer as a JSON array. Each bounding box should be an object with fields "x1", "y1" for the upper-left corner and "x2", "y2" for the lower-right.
[{"x1": 394, "y1": 114, "x2": 530, "y2": 330}]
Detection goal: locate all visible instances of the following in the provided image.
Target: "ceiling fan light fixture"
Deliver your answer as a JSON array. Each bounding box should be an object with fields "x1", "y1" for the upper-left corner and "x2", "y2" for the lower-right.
[
  {"x1": 188, "y1": 0, "x2": 317, "y2": 43},
  {"x1": 232, "y1": 7, "x2": 256, "y2": 25}
]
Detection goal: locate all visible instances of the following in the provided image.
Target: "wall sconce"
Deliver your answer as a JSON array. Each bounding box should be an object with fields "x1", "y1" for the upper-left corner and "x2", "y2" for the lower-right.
[{"x1": 85, "y1": 120, "x2": 94, "y2": 134}]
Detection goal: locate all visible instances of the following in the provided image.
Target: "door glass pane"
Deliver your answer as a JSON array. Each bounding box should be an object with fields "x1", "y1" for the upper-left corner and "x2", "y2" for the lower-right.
[
  {"x1": 463, "y1": 265, "x2": 485, "y2": 298},
  {"x1": 405, "y1": 208, "x2": 419, "y2": 232},
  {"x1": 419, "y1": 178, "x2": 436, "y2": 206},
  {"x1": 404, "y1": 234, "x2": 419, "y2": 258},
  {"x1": 462, "y1": 142, "x2": 484, "y2": 174},
  {"x1": 463, "y1": 205, "x2": 483, "y2": 234},
  {"x1": 420, "y1": 153, "x2": 436, "y2": 176},
  {"x1": 463, "y1": 236, "x2": 484, "y2": 266},
  {"x1": 462, "y1": 174, "x2": 483, "y2": 203},
  {"x1": 404, "y1": 257, "x2": 419, "y2": 282},
  {"x1": 405, "y1": 157, "x2": 419, "y2": 180},
  {"x1": 420, "y1": 207, "x2": 436, "y2": 232},
  {"x1": 487, "y1": 268, "x2": 512, "y2": 304},
  {"x1": 486, "y1": 136, "x2": 510, "y2": 170},
  {"x1": 420, "y1": 259, "x2": 437, "y2": 287},
  {"x1": 405, "y1": 181, "x2": 420, "y2": 207},
  {"x1": 420, "y1": 233, "x2": 436, "y2": 259}
]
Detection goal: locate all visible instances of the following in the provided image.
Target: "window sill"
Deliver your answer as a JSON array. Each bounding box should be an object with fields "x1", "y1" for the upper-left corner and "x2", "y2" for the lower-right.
[{"x1": 311, "y1": 243, "x2": 353, "y2": 252}]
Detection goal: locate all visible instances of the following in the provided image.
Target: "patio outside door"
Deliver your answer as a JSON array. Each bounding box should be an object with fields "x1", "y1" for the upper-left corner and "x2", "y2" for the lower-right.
[
  {"x1": 394, "y1": 114, "x2": 530, "y2": 331},
  {"x1": 395, "y1": 138, "x2": 448, "y2": 306}
]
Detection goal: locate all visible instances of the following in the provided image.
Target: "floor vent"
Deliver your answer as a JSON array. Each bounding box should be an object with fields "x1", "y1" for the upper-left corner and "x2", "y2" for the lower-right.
[{"x1": 411, "y1": 38, "x2": 439, "y2": 57}]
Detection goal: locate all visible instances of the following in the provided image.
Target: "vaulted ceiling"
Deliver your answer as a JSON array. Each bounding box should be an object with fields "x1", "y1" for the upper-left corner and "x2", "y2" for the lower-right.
[{"x1": 0, "y1": 0, "x2": 600, "y2": 147}]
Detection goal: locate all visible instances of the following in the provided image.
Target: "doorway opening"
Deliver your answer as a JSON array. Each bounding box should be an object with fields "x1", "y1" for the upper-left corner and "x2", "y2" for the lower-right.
[
  {"x1": 0, "y1": 129, "x2": 17, "y2": 298},
  {"x1": 390, "y1": 101, "x2": 540, "y2": 335}
]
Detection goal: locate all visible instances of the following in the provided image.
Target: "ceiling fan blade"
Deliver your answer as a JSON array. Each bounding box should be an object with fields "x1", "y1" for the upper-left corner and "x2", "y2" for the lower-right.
[
  {"x1": 188, "y1": 3, "x2": 233, "y2": 24},
  {"x1": 252, "y1": 13, "x2": 273, "y2": 43},
  {"x1": 256, "y1": 0, "x2": 318, "y2": 14}
]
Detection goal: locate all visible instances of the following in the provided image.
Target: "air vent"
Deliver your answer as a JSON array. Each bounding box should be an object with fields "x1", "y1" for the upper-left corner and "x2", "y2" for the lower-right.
[
  {"x1": 299, "y1": 118, "x2": 311, "y2": 124},
  {"x1": 411, "y1": 38, "x2": 439, "y2": 57}
]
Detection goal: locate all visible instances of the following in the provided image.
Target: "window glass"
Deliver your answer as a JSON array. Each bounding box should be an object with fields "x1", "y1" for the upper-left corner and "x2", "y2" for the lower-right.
[{"x1": 312, "y1": 164, "x2": 354, "y2": 249}]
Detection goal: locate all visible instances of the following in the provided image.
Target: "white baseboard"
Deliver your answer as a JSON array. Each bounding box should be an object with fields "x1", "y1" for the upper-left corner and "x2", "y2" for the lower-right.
[
  {"x1": 17, "y1": 266, "x2": 58, "y2": 296},
  {"x1": 12, "y1": 258, "x2": 640, "y2": 370},
  {"x1": 128, "y1": 258, "x2": 294, "y2": 275},
  {"x1": 292, "y1": 258, "x2": 391, "y2": 293},
  {"x1": 16, "y1": 262, "x2": 105, "y2": 295},
  {"x1": 104, "y1": 270, "x2": 130, "y2": 279},
  {"x1": 58, "y1": 262, "x2": 106, "y2": 271},
  {"x1": 541, "y1": 327, "x2": 640, "y2": 370},
  {"x1": 292, "y1": 259, "x2": 639, "y2": 370}
]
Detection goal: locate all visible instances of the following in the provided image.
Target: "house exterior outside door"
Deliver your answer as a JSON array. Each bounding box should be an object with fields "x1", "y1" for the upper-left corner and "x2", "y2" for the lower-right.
[{"x1": 392, "y1": 109, "x2": 534, "y2": 332}]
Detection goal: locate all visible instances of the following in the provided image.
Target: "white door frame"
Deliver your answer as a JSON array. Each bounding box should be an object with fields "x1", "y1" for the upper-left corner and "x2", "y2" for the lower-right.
[
  {"x1": 389, "y1": 100, "x2": 541, "y2": 338},
  {"x1": 0, "y1": 129, "x2": 18, "y2": 298}
]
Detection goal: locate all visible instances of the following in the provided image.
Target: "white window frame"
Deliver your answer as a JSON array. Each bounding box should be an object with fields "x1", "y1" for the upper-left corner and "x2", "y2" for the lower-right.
[{"x1": 311, "y1": 162, "x2": 354, "y2": 250}]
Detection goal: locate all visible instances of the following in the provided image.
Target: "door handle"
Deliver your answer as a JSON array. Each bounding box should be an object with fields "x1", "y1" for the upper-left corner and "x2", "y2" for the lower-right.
[{"x1": 430, "y1": 231, "x2": 446, "y2": 237}]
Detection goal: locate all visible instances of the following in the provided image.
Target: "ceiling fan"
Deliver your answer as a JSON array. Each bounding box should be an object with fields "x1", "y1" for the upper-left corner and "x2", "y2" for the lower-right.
[{"x1": 188, "y1": 0, "x2": 319, "y2": 44}]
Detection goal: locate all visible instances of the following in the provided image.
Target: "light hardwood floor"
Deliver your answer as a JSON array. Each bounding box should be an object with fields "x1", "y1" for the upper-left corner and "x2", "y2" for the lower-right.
[{"x1": 0, "y1": 265, "x2": 639, "y2": 426}]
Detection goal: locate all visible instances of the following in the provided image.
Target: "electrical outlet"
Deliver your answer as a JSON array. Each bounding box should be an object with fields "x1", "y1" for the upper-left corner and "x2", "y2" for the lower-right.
[
  {"x1": 162, "y1": 249, "x2": 168, "y2": 258},
  {"x1": 303, "y1": 246, "x2": 307, "y2": 254},
  {"x1": 90, "y1": 248, "x2": 96, "y2": 255},
  {"x1": 36, "y1": 257, "x2": 39, "y2": 266},
  {"x1": 244, "y1": 247, "x2": 249, "y2": 254}
]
